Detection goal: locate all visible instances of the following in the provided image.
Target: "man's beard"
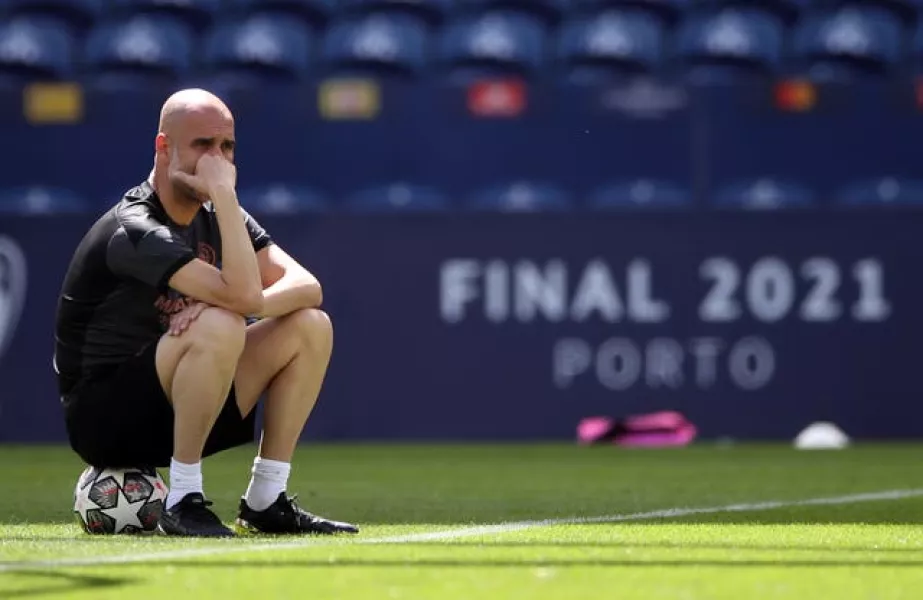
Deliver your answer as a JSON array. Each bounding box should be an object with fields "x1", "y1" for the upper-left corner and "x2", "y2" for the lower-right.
[{"x1": 172, "y1": 177, "x2": 207, "y2": 205}]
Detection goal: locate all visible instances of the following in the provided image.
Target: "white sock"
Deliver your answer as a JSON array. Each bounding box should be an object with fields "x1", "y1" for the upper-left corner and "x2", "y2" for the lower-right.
[
  {"x1": 166, "y1": 458, "x2": 203, "y2": 510},
  {"x1": 244, "y1": 457, "x2": 291, "y2": 511}
]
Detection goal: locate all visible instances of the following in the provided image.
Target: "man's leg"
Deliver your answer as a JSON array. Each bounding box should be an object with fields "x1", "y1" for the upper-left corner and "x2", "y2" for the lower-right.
[
  {"x1": 234, "y1": 307, "x2": 333, "y2": 463},
  {"x1": 231, "y1": 307, "x2": 357, "y2": 534},
  {"x1": 154, "y1": 306, "x2": 247, "y2": 536}
]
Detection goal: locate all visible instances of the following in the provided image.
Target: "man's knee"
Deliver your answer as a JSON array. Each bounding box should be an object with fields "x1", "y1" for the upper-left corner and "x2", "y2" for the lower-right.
[
  {"x1": 155, "y1": 307, "x2": 247, "y2": 401},
  {"x1": 186, "y1": 307, "x2": 247, "y2": 357},
  {"x1": 289, "y1": 308, "x2": 333, "y2": 350}
]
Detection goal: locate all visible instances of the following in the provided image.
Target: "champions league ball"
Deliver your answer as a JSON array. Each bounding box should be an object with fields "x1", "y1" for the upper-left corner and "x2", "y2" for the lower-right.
[{"x1": 73, "y1": 466, "x2": 168, "y2": 535}]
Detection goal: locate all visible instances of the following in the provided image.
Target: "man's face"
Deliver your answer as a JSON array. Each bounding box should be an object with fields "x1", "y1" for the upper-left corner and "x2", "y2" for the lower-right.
[{"x1": 158, "y1": 106, "x2": 236, "y2": 204}]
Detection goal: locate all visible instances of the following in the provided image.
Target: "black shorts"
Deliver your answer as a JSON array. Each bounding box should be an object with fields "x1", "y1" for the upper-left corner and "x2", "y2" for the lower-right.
[{"x1": 62, "y1": 341, "x2": 257, "y2": 468}]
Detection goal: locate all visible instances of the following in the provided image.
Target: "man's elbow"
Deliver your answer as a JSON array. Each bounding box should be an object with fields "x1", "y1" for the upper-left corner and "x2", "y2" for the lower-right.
[
  {"x1": 305, "y1": 279, "x2": 323, "y2": 308},
  {"x1": 289, "y1": 267, "x2": 322, "y2": 307},
  {"x1": 238, "y1": 292, "x2": 264, "y2": 316}
]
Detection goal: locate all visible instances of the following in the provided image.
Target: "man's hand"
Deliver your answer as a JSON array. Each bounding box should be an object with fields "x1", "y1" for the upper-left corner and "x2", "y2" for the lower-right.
[
  {"x1": 168, "y1": 301, "x2": 209, "y2": 336},
  {"x1": 172, "y1": 154, "x2": 237, "y2": 199}
]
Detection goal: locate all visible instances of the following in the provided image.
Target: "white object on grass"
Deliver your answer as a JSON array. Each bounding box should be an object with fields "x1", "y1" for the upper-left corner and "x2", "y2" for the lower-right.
[{"x1": 794, "y1": 421, "x2": 850, "y2": 450}]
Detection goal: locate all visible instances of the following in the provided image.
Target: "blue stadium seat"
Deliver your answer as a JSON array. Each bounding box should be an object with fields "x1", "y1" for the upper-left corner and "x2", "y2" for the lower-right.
[
  {"x1": 439, "y1": 11, "x2": 547, "y2": 81},
  {"x1": 692, "y1": 0, "x2": 809, "y2": 24},
  {"x1": 711, "y1": 179, "x2": 817, "y2": 209},
  {"x1": 835, "y1": 178, "x2": 923, "y2": 206},
  {"x1": 203, "y1": 15, "x2": 315, "y2": 84},
  {"x1": 673, "y1": 8, "x2": 785, "y2": 83},
  {"x1": 557, "y1": 10, "x2": 665, "y2": 83},
  {"x1": 570, "y1": 0, "x2": 686, "y2": 25},
  {"x1": 791, "y1": 7, "x2": 902, "y2": 81},
  {"x1": 454, "y1": 0, "x2": 570, "y2": 23},
  {"x1": 340, "y1": 0, "x2": 453, "y2": 24},
  {"x1": 83, "y1": 16, "x2": 194, "y2": 88},
  {"x1": 0, "y1": 186, "x2": 87, "y2": 214},
  {"x1": 589, "y1": 180, "x2": 692, "y2": 209},
  {"x1": 322, "y1": 15, "x2": 429, "y2": 77},
  {"x1": 467, "y1": 182, "x2": 573, "y2": 212},
  {"x1": 2, "y1": 0, "x2": 101, "y2": 29},
  {"x1": 238, "y1": 184, "x2": 328, "y2": 214},
  {"x1": 108, "y1": 0, "x2": 219, "y2": 29},
  {"x1": 824, "y1": 0, "x2": 918, "y2": 26},
  {"x1": 346, "y1": 183, "x2": 450, "y2": 212},
  {"x1": 226, "y1": 0, "x2": 334, "y2": 28},
  {"x1": 0, "y1": 16, "x2": 75, "y2": 83}
]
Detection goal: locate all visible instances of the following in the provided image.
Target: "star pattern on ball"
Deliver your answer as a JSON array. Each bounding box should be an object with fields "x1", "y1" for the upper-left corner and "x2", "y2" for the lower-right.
[
  {"x1": 74, "y1": 467, "x2": 167, "y2": 535},
  {"x1": 106, "y1": 482, "x2": 147, "y2": 533}
]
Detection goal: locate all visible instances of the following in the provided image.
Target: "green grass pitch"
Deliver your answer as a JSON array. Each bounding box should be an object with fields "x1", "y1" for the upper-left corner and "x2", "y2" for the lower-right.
[{"x1": 2, "y1": 443, "x2": 923, "y2": 599}]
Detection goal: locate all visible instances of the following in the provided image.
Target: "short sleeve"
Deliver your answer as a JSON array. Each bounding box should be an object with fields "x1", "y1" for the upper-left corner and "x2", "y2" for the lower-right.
[
  {"x1": 242, "y1": 208, "x2": 273, "y2": 252},
  {"x1": 107, "y1": 224, "x2": 196, "y2": 291}
]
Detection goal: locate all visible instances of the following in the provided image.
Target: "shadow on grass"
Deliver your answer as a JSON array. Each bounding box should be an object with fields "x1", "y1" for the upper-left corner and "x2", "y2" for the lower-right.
[
  {"x1": 0, "y1": 536, "x2": 194, "y2": 544},
  {"x1": 3, "y1": 539, "x2": 922, "y2": 554},
  {"x1": 1, "y1": 570, "x2": 128, "y2": 598}
]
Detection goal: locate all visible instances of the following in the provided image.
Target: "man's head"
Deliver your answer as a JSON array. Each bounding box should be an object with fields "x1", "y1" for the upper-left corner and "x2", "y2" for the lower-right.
[{"x1": 153, "y1": 88, "x2": 235, "y2": 205}]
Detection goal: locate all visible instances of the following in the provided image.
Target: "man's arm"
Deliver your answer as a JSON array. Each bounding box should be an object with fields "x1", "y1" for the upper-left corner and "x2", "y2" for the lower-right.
[
  {"x1": 166, "y1": 259, "x2": 262, "y2": 316},
  {"x1": 167, "y1": 155, "x2": 264, "y2": 315},
  {"x1": 167, "y1": 187, "x2": 263, "y2": 316},
  {"x1": 254, "y1": 244, "x2": 323, "y2": 318}
]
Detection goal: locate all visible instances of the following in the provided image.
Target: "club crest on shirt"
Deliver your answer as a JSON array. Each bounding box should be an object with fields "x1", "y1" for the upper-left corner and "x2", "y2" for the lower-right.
[
  {"x1": 197, "y1": 242, "x2": 216, "y2": 266},
  {"x1": 153, "y1": 242, "x2": 218, "y2": 328},
  {"x1": 0, "y1": 235, "x2": 27, "y2": 365}
]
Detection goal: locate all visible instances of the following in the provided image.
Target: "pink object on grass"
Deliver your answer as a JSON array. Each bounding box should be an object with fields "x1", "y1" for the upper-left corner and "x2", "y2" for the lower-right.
[
  {"x1": 577, "y1": 416, "x2": 615, "y2": 445},
  {"x1": 576, "y1": 411, "x2": 697, "y2": 447},
  {"x1": 615, "y1": 422, "x2": 697, "y2": 447}
]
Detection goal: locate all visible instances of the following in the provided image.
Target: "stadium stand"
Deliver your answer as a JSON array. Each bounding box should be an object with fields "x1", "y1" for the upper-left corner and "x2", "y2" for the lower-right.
[
  {"x1": 203, "y1": 13, "x2": 315, "y2": 85},
  {"x1": 835, "y1": 178, "x2": 923, "y2": 206},
  {"x1": 322, "y1": 13, "x2": 428, "y2": 77},
  {"x1": 237, "y1": 183, "x2": 329, "y2": 213},
  {"x1": 0, "y1": 0, "x2": 920, "y2": 213},
  {"x1": 791, "y1": 7, "x2": 904, "y2": 81},
  {"x1": 345, "y1": 183, "x2": 451, "y2": 212},
  {"x1": 587, "y1": 179, "x2": 692, "y2": 210},
  {"x1": 557, "y1": 10, "x2": 665, "y2": 83},
  {"x1": 467, "y1": 181, "x2": 573, "y2": 211},
  {"x1": 83, "y1": 15, "x2": 195, "y2": 89},
  {"x1": 674, "y1": 8, "x2": 785, "y2": 83},
  {"x1": 0, "y1": 185, "x2": 87, "y2": 214},
  {"x1": 710, "y1": 178, "x2": 817, "y2": 209},
  {"x1": 340, "y1": 0, "x2": 452, "y2": 25},
  {"x1": 0, "y1": 15, "x2": 76, "y2": 84},
  {"x1": 2, "y1": 1, "x2": 920, "y2": 80},
  {"x1": 439, "y1": 11, "x2": 547, "y2": 81}
]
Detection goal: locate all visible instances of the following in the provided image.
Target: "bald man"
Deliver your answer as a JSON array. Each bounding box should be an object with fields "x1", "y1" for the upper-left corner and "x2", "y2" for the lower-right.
[{"x1": 54, "y1": 89, "x2": 358, "y2": 538}]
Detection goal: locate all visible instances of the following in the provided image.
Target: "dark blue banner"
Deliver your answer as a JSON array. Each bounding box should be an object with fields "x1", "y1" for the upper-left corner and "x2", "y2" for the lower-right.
[{"x1": 1, "y1": 212, "x2": 921, "y2": 442}]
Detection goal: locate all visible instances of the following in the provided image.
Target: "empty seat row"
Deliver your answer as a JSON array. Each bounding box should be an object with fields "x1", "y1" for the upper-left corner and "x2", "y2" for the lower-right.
[
  {"x1": 3, "y1": 179, "x2": 923, "y2": 215},
  {"x1": 5, "y1": 0, "x2": 923, "y2": 27},
  {"x1": 1, "y1": 8, "x2": 920, "y2": 85}
]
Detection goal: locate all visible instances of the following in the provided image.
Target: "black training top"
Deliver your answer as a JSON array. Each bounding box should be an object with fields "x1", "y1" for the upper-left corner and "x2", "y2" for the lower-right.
[{"x1": 53, "y1": 180, "x2": 272, "y2": 397}]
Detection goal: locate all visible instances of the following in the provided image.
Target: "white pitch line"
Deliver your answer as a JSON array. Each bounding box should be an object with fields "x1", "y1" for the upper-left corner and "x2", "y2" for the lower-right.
[{"x1": 1, "y1": 488, "x2": 921, "y2": 573}]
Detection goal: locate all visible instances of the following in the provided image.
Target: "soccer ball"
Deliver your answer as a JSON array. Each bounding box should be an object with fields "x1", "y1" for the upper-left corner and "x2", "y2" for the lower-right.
[{"x1": 73, "y1": 466, "x2": 168, "y2": 535}]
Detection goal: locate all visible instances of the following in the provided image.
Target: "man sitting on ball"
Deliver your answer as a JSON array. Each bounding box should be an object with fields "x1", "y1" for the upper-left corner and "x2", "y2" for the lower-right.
[{"x1": 53, "y1": 88, "x2": 358, "y2": 538}]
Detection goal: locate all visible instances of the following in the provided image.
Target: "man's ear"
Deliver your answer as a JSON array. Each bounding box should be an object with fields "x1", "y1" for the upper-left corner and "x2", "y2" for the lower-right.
[{"x1": 155, "y1": 133, "x2": 169, "y2": 156}]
